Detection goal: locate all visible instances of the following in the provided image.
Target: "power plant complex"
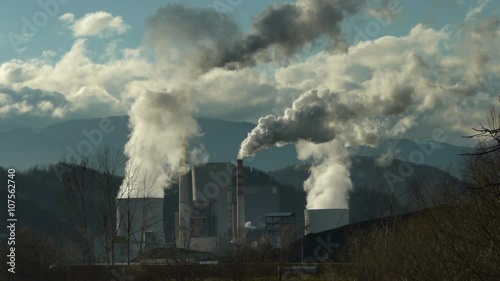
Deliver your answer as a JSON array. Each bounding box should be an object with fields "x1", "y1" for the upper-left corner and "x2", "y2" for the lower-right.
[
  {"x1": 175, "y1": 159, "x2": 247, "y2": 252},
  {"x1": 115, "y1": 158, "x2": 349, "y2": 261}
]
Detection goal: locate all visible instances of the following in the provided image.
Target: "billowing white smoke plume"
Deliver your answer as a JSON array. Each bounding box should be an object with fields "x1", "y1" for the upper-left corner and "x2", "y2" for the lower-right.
[
  {"x1": 236, "y1": 13, "x2": 498, "y2": 207},
  {"x1": 121, "y1": 0, "x2": 370, "y2": 198},
  {"x1": 238, "y1": 86, "x2": 414, "y2": 158},
  {"x1": 297, "y1": 140, "x2": 352, "y2": 209},
  {"x1": 121, "y1": 91, "x2": 198, "y2": 198},
  {"x1": 237, "y1": 89, "x2": 339, "y2": 158},
  {"x1": 120, "y1": 5, "x2": 242, "y2": 197},
  {"x1": 238, "y1": 85, "x2": 416, "y2": 208},
  {"x1": 190, "y1": 145, "x2": 210, "y2": 165}
]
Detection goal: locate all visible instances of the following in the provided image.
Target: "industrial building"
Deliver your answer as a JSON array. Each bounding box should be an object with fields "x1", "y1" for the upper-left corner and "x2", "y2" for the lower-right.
[
  {"x1": 304, "y1": 208, "x2": 350, "y2": 235},
  {"x1": 264, "y1": 212, "x2": 297, "y2": 248},
  {"x1": 175, "y1": 161, "x2": 234, "y2": 252},
  {"x1": 115, "y1": 156, "x2": 351, "y2": 261},
  {"x1": 173, "y1": 159, "x2": 286, "y2": 252}
]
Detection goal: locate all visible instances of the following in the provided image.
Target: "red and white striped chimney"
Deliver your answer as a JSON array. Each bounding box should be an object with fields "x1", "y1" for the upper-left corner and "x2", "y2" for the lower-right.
[{"x1": 236, "y1": 159, "x2": 245, "y2": 238}]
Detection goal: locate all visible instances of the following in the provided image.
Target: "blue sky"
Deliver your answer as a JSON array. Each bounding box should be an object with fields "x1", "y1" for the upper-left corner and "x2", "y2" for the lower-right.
[
  {"x1": 1, "y1": 0, "x2": 498, "y2": 63},
  {"x1": 0, "y1": 0, "x2": 288, "y2": 62}
]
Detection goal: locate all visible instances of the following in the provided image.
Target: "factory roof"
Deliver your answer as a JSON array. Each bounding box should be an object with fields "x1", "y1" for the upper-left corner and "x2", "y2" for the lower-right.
[{"x1": 264, "y1": 212, "x2": 295, "y2": 217}]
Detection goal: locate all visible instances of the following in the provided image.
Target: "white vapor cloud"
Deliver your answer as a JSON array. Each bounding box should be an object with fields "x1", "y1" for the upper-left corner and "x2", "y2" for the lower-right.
[
  {"x1": 239, "y1": 19, "x2": 500, "y2": 208},
  {"x1": 466, "y1": 0, "x2": 491, "y2": 22},
  {"x1": 58, "y1": 13, "x2": 75, "y2": 24},
  {"x1": 1, "y1": 3, "x2": 499, "y2": 207},
  {"x1": 60, "y1": 11, "x2": 130, "y2": 38},
  {"x1": 297, "y1": 140, "x2": 352, "y2": 209}
]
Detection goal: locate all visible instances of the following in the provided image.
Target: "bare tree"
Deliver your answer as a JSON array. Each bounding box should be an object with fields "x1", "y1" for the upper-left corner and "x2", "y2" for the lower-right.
[
  {"x1": 277, "y1": 224, "x2": 302, "y2": 261},
  {"x1": 116, "y1": 162, "x2": 164, "y2": 265},
  {"x1": 160, "y1": 223, "x2": 198, "y2": 281},
  {"x1": 60, "y1": 154, "x2": 96, "y2": 265},
  {"x1": 465, "y1": 107, "x2": 500, "y2": 155},
  {"x1": 93, "y1": 146, "x2": 126, "y2": 265},
  {"x1": 226, "y1": 238, "x2": 250, "y2": 281},
  {"x1": 346, "y1": 135, "x2": 500, "y2": 281},
  {"x1": 116, "y1": 160, "x2": 138, "y2": 265}
]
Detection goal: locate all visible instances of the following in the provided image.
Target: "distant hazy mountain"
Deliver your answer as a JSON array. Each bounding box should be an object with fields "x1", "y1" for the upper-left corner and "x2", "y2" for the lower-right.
[
  {"x1": 1, "y1": 116, "x2": 468, "y2": 172},
  {"x1": 269, "y1": 156, "x2": 463, "y2": 223},
  {"x1": 0, "y1": 115, "x2": 299, "y2": 171},
  {"x1": 348, "y1": 139, "x2": 470, "y2": 177},
  {"x1": 269, "y1": 156, "x2": 461, "y2": 192}
]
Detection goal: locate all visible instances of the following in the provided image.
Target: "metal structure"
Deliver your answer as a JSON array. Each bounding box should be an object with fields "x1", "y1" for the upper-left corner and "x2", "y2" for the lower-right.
[{"x1": 264, "y1": 212, "x2": 297, "y2": 248}]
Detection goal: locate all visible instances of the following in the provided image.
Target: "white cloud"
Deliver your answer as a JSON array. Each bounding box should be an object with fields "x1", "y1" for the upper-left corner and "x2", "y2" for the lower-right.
[
  {"x1": 0, "y1": 39, "x2": 148, "y2": 120},
  {"x1": 0, "y1": 15, "x2": 498, "y2": 142},
  {"x1": 273, "y1": 22, "x2": 499, "y2": 143},
  {"x1": 42, "y1": 50, "x2": 57, "y2": 58},
  {"x1": 60, "y1": 11, "x2": 130, "y2": 38},
  {"x1": 466, "y1": 0, "x2": 491, "y2": 22},
  {"x1": 58, "y1": 13, "x2": 75, "y2": 24},
  {"x1": 0, "y1": 87, "x2": 68, "y2": 119},
  {"x1": 37, "y1": 100, "x2": 55, "y2": 112}
]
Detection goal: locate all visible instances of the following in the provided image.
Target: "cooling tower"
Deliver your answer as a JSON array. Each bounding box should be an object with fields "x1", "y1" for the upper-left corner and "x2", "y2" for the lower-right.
[
  {"x1": 116, "y1": 198, "x2": 165, "y2": 261},
  {"x1": 236, "y1": 159, "x2": 245, "y2": 239},
  {"x1": 304, "y1": 208, "x2": 349, "y2": 235}
]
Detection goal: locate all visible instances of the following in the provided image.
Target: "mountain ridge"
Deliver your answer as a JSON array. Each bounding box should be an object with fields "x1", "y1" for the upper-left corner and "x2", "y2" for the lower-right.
[{"x1": 1, "y1": 115, "x2": 468, "y2": 173}]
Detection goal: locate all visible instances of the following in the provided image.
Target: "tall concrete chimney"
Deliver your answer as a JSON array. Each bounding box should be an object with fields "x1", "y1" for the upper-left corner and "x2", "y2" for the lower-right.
[
  {"x1": 177, "y1": 146, "x2": 191, "y2": 248},
  {"x1": 191, "y1": 164, "x2": 197, "y2": 203},
  {"x1": 236, "y1": 159, "x2": 245, "y2": 239}
]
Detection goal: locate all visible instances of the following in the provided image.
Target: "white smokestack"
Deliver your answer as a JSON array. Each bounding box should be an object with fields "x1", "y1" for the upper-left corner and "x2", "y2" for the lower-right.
[
  {"x1": 236, "y1": 159, "x2": 245, "y2": 239},
  {"x1": 178, "y1": 146, "x2": 191, "y2": 248},
  {"x1": 191, "y1": 164, "x2": 198, "y2": 203}
]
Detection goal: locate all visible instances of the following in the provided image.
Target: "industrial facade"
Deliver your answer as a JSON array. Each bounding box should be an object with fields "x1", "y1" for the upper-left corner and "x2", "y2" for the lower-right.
[
  {"x1": 114, "y1": 158, "x2": 350, "y2": 261},
  {"x1": 176, "y1": 161, "x2": 283, "y2": 251}
]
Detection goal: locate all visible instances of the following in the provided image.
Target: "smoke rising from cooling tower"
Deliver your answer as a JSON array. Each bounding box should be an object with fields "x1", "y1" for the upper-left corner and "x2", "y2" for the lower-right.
[
  {"x1": 237, "y1": 84, "x2": 416, "y2": 208},
  {"x1": 120, "y1": 4, "x2": 239, "y2": 197},
  {"x1": 121, "y1": 91, "x2": 198, "y2": 198},
  {"x1": 121, "y1": 1, "x2": 371, "y2": 198},
  {"x1": 297, "y1": 140, "x2": 352, "y2": 209}
]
